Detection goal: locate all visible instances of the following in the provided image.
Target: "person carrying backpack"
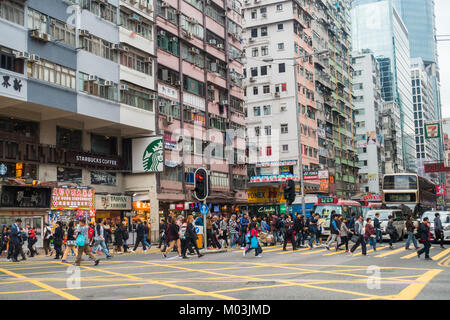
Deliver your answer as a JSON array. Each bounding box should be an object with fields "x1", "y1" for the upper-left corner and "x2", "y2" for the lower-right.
[
  {"x1": 27, "y1": 226, "x2": 38, "y2": 257},
  {"x1": 43, "y1": 223, "x2": 53, "y2": 256},
  {"x1": 417, "y1": 217, "x2": 432, "y2": 260},
  {"x1": 243, "y1": 222, "x2": 262, "y2": 257},
  {"x1": 93, "y1": 219, "x2": 112, "y2": 259},
  {"x1": 53, "y1": 221, "x2": 64, "y2": 260},
  {"x1": 386, "y1": 215, "x2": 398, "y2": 249},
  {"x1": 74, "y1": 219, "x2": 99, "y2": 266},
  {"x1": 326, "y1": 213, "x2": 341, "y2": 251}
]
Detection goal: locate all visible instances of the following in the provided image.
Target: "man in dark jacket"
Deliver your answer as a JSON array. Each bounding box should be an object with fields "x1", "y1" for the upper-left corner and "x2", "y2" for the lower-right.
[
  {"x1": 132, "y1": 220, "x2": 147, "y2": 252},
  {"x1": 434, "y1": 213, "x2": 445, "y2": 249},
  {"x1": 294, "y1": 214, "x2": 304, "y2": 248},
  {"x1": 417, "y1": 217, "x2": 432, "y2": 260},
  {"x1": 283, "y1": 215, "x2": 296, "y2": 251},
  {"x1": 53, "y1": 221, "x2": 64, "y2": 259},
  {"x1": 373, "y1": 213, "x2": 382, "y2": 242},
  {"x1": 182, "y1": 215, "x2": 204, "y2": 258},
  {"x1": 10, "y1": 218, "x2": 22, "y2": 262},
  {"x1": 405, "y1": 215, "x2": 418, "y2": 250},
  {"x1": 239, "y1": 213, "x2": 250, "y2": 248}
]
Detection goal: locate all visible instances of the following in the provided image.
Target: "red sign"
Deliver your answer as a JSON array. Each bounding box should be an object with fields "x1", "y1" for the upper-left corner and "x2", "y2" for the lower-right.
[
  {"x1": 133, "y1": 201, "x2": 150, "y2": 210},
  {"x1": 437, "y1": 185, "x2": 445, "y2": 196},
  {"x1": 51, "y1": 187, "x2": 94, "y2": 210},
  {"x1": 175, "y1": 203, "x2": 184, "y2": 210},
  {"x1": 364, "y1": 195, "x2": 382, "y2": 202},
  {"x1": 424, "y1": 162, "x2": 450, "y2": 173}
]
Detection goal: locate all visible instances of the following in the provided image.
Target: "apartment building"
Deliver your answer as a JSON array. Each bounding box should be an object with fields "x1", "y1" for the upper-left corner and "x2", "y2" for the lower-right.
[
  {"x1": 154, "y1": 0, "x2": 247, "y2": 215},
  {"x1": 352, "y1": 51, "x2": 385, "y2": 194},
  {"x1": 0, "y1": 0, "x2": 160, "y2": 241}
]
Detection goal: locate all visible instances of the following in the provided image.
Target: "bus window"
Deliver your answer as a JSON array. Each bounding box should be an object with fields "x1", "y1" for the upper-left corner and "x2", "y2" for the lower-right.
[
  {"x1": 342, "y1": 206, "x2": 349, "y2": 218},
  {"x1": 355, "y1": 206, "x2": 363, "y2": 218}
]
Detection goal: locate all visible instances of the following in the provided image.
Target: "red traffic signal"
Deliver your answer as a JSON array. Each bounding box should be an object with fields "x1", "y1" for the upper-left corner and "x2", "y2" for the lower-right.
[{"x1": 194, "y1": 168, "x2": 209, "y2": 201}]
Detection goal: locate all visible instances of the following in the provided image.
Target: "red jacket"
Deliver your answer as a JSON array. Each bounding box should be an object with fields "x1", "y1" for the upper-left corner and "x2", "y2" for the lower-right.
[{"x1": 364, "y1": 223, "x2": 375, "y2": 239}]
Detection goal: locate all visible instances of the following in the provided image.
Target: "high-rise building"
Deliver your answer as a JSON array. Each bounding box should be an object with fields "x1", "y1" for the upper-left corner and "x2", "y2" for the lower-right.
[
  {"x1": 155, "y1": 0, "x2": 247, "y2": 214},
  {"x1": 351, "y1": 0, "x2": 416, "y2": 173},
  {"x1": 352, "y1": 50, "x2": 385, "y2": 194},
  {"x1": 0, "y1": 0, "x2": 160, "y2": 241}
]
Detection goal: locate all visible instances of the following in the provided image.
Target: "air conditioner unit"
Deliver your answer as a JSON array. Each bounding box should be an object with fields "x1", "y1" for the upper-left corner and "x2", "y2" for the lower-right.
[
  {"x1": 249, "y1": 77, "x2": 256, "y2": 82},
  {"x1": 144, "y1": 57, "x2": 153, "y2": 63},
  {"x1": 208, "y1": 85, "x2": 215, "y2": 90},
  {"x1": 88, "y1": 75, "x2": 99, "y2": 82},
  {"x1": 186, "y1": 17, "x2": 196, "y2": 24},
  {"x1": 254, "y1": 0, "x2": 261, "y2": 3},
  {"x1": 184, "y1": 31, "x2": 193, "y2": 39},
  {"x1": 167, "y1": 115, "x2": 174, "y2": 123},
  {"x1": 216, "y1": 44, "x2": 224, "y2": 49},
  {"x1": 120, "y1": 84, "x2": 129, "y2": 90},
  {"x1": 104, "y1": 80, "x2": 113, "y2": 86},
  {"x1": 149, "y1": 93, "x2": 157, "y2": 99},
  {"x1": 274, "y1": 92, "x2": 280, "y2": 97},
  {"x1": 114, "y1": 44, "x2": 128, "y2": 51},
  {"x1": 139, "y1": 0, "x2": 146, "y2": 9},
  {"x1": 159, "y1": 30, "x2": 166, "y2": 36},
  {"x1": 190, "y1": 47, "x2": 200, "y2": 54},
  {"x1": 244, "y1": 0, "x2": 250, "y2": 4},
  {"x1": 262, "y1": 13, "x2": 267, "y2": 17},
  {"x1": 209, "y1": 39, "x2": 217, "y2": 45},
  {"x1": 280, "y1": 105, "x2": 287, "y2": 111},
  {"x1": 249, "y1": 38, "x2": 255, "y2": 42},
  {"x1": 222, "y1": 100, "x2": 229, "y2": 105},
  {"x1": 29, "y1": 54, "x2": 40, "y2": 62},
  {"x1": 130, "y1": 0, "x2": 138, "y2": 4},
  {"x1": 146, "y1": 4, "x2": 153, "y2": 13},
  {"x1": 175, "y1": 80, "x2": 182, "y2": 86},
  {"x1": 42, "y1": 33, "x2": 51, "y2": 42},
  {"x1": 130, "y1": 13, "x2": 142, "y2": 22},
  {"x1": 30, "y1": 30, "x2": 42, "y2": 40},
  {"x1": 79, "y1": 29, "x2": 91, "y2": 37},
  {"x1": 14, "y1": 51, "x2": 30, "y2": 60},
  {"x1": 171, "y1": 101, "x2": 178, "y2": 106},
  {"x1": 170, "y1": 36, "x2": 177, "y2": 42},
  {"x1": 161, "y1": 1, "x2": 169, "y2": 7}
]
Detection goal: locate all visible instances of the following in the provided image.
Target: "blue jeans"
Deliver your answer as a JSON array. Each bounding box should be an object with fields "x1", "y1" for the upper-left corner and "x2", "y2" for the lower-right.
[
  {"x1": 144, "y1": 233, "x2": 150, "y2": 247},
  {"x1": 368, "y1": 237, "x2": 377, "y2": 251},
  {"x1": 376, "y1": 229, "x2": 382, "y2": 242},
  {"x1": 93, "y1": 240, "x2": 110, "y2": 257},
  {"x1": 230, "y1": 233, "x2": 238, "y2": 248},
  {"x1": 405, "y1": 231, "x2": 418, "y2": 249},
  {"x1": 309, "y1": 232, "x2": 317, "y2": 247}
]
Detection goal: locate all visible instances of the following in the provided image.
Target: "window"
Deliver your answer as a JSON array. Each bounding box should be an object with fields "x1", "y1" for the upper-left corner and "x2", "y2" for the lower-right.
[
  {"x1": 255, "y1": 126, "x2": 260, "y2": 136},
  {"x1": 162, "y1": 166, "x2": 182, "y2": 182},
  {"x1": 260, "y1": 65, "x2": 267, "y2": 76},
  {"x1": 252, "y1": 47, "x2": 258, "y2": 57},
  {"x1": 183, "y1": 75, "x2": 205, "y2": 96},
  {"x1": 261, "y1": 46, "x2": 268, "y2": 56},
  {"x1": 210, "y1": 172, "x2": 229, "y2": 187},
  {"x1": 56, "y1": 127, "x2": 82, "y2": 150},
  {"x1": 80, "y1": 0, "x2": 117, "y2": 23},
  {"x1": 282, "y1": 144, "x2": 288, "y2": 152},
  {"x1": 266, "y1": 146, "x2": 272, "y2": 156},
  {"x1": 27, "y1": 59, "x2": 76, "y2": 90},
  {"x1": 281, "y1": 124, "x2": 288, "y2": 134},
  {"x1": 263, "y1": 85, "x2": 270, "y2": 94},
  {"x1": 278, "y1": 63, "x2": 285, "y2": 73},
  {"x1": 250, "y1": 67, "x2": 258, "y2": 77},
  {"x1": 78, "y1": 72, "x2": 118, "y2": 101},
  {"x1": 277, "y1": 24, "x2": 284, "y2": 30},
  {"x1": 276, "y1": 4, "x2": 283, "y2": 11},
  {"x1": 253, "y1": 86, "x2": 258, "y2": 95},
  {"x1": 27, "y1": 8, "x2": 47, "y2": 33},
  {"x1": 157, "y1": 0, "x2": 179, "y2": 25},
  {"x1": 251, "y1": 28, "x2": 258, "y2": 37},
  {"x1": 120, "y1": 82, "x2": 154, "y2": 112},
  {"x1": 263, "y1": 105, "x2": 271, "y2": 115},
  {"x1": 49, "y1": 18, "x2": 76, "y2": 47},
  {"x1": 0, "y1": 0, "x2": 24, "y2": 25},
  {"x1": 205, "y1": 3, "x2": 225, "y2": 26},
  {"x1": 157, "y1": 32, "x2": 179, "y2": 56},
  {"x1": 120, "y1": 49, "x2": 152, "y2": 75},
  {"x1": 180, "y1": 15, "x2": 204, "y2": 39},
  {"x1": 251, "y1": 10, "x2": 257, "y2": 19},
  {"x1": 264, "y1": 125, "x2": 271, "y2": 136},
  {"x1": 261, "y1": 26, "x2": 267, "y2": 36},
  {"x1": 119, "y1": 10, "x2": 153, "y2": 40},
  {"x1": 0, "y1": 48, "x2": 24, "y2": 74},
  {"x1": 278, "y1": 43, "x2": 284, "y2": 50},
  {"x1": 80, "y1": 35, "x2": 117, "y2": 61},
  {"x1": 91, "y1": 134, "x2": 117, "y2": 155},
  {"x1": 253, "y1": 106, "x2": 261, "y2": 116}
]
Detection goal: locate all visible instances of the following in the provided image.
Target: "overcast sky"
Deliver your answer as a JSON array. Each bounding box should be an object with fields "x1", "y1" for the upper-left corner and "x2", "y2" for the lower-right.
[{"x1": 436, "y1": 0, "x2": 450, "y2": 118}]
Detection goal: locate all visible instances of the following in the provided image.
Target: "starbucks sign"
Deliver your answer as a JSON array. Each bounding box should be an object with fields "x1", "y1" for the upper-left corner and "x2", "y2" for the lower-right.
[{"x1": 132, "y1": 136, "x2": 164, "y2": 173}]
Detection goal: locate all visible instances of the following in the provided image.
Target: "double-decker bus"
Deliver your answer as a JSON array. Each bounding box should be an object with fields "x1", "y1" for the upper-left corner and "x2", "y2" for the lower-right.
[{"x1": 382, "y1": 173, "x2": 436, "y2": 217}]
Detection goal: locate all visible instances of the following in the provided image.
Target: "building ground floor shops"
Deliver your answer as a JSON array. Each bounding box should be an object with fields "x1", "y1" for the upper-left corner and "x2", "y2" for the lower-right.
[{"x1": 0, "y1": 209, "x2": 47, "y2": 248}]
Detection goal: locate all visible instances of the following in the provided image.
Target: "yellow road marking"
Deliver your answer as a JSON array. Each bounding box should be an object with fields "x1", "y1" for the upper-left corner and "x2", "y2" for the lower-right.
[
  {"x1": 277, "y1": 248, "x2": 310, "y2": 255},
  {"x1": 121, "y1": 293, "x2": 196, "y2": 300},
  {"x1": 352, "y1": 246, "x2": 388, "y2": 257},
  {"x1": 0, "y1": 267, "x2": 79, "y2": 300},
  {"x1": 375, "y1": 247, "x2": 405, "y2": 258},
  {"x1": 0, "y1": 289, "x2": 47, "y2": 295},
  {"x1": 387, "y1": 269, "x2": 443, "y2": 300},
  {"x1": 401, "y1": 247, "x2": 434, "y2": 259},
  {"x1": 430, "y1": 248, "x2": 450, "y2": 261},
  {"x1": 299, "y1": 248, "x2": 328, "y2": 255}
]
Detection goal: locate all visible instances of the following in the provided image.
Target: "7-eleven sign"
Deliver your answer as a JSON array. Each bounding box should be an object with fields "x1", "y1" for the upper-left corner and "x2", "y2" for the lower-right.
[{"x1": 424, "y1": 123, "x2": 441, "y2": 139}]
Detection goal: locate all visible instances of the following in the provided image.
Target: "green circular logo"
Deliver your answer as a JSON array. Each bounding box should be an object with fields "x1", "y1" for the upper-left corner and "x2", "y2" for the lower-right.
[{"x1": 142, "y1": 139, "x2": 163, "y2": 172}]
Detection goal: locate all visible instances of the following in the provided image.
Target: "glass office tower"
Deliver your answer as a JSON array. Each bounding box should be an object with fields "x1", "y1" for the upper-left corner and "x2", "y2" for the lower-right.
[{"x1": 351, "y1": 0, "x2": 417, "y2": 172}]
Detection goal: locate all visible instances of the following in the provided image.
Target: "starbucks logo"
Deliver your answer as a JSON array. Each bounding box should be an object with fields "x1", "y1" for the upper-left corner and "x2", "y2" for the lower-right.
[{"x1": 143, "y1": 139, "x2": 163, "y2": 172}]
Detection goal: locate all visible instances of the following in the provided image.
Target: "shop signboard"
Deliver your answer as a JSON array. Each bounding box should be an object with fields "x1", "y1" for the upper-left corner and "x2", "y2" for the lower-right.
[
  {"x1": 256, "y1": 205, "x2": 277, "y2": 215},
  {"x1": 363, "y1": 195, "x2": 382, "y2": 202},
  {"x1": 256, "y1": 160, "x2": 297, "y2": 168},
  {"x1": 318, "y1": 170, "x2": 329, "y2": 179},
  {"x1": 303, "y1": 171, "x2": 319, "y2": 180},
  {"x1": 51, "y1": 187, "x2": 94, "y2": 210},
  {"x1": 132, "y1": 201, "x2": 150, "y2": 210},
  {"x1": 66, "y1": 151, "x2": 123, "y2": 170},
  {"x1": 250, "y1": 174, "x2": 299, "y2": 183},
  {"x1": 96, "y1": 195, "x2": 132, "y2": 210},
  {"x1": 0, "y1": 70, "x2": 27, "y2": 101},
  {"x1": 164, "y1": 132, "x2": 177, "y2": 150},
  {"x1": 248, "y1": 187, "x2": 282, "y2": 204},
  {"x1": 132, "y1": 136, "x2": 164, "y2": 173}
]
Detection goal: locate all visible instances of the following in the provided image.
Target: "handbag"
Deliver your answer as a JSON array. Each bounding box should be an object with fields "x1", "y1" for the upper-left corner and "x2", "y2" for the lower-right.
[
  {"x1": 350, "y1": 234, "x2": 359, "y2": 243},
  {"x1": 250, "y1": 236, "x2": 259, "y2": 249}
]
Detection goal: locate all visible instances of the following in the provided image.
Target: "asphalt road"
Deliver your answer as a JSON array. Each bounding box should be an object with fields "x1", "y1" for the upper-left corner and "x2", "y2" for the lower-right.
[{"x1": 0, "y1": 239, "x2": 449, "y2": 300}]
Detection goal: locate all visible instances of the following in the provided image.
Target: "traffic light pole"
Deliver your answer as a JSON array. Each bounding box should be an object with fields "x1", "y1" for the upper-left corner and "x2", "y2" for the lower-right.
[{"x1": 203, "y1": 199, "x2": 207, "y2": 251}]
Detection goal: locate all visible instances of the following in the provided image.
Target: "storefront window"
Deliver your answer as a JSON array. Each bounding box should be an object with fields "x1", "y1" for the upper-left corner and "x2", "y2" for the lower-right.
[
  {"x1": 0, "y1": 116, "x2": 39, "y2": 138},
  {"x1": 57, "y1": 167, "x2": 82, "y2": 184},
  {"x1": 56, "y1": 126, "x2": 82, "y2": 150},
  {"x1": 91, "y1": 134, "x2": 117, "y2": 155},
  {"x1": 91, "y1": 171, "x2": 117, "y2": 186}
]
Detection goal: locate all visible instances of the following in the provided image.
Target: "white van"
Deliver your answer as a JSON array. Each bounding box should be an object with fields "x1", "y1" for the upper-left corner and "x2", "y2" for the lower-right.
[
  {"x1": 420, "y1": 211, "x2": 450, "y2": 242},
  {"x1": 366, "y1": 209, "x2": 406, "y2": 240}
]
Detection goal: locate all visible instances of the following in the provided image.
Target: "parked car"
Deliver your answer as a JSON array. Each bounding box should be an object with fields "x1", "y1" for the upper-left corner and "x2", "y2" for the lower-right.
[
  {"x1": 420, "y1": 211, "x2": 450, "y2": 243},
  {"x1": 366, "y1": 209, "x2": 406, "y2": 240}
]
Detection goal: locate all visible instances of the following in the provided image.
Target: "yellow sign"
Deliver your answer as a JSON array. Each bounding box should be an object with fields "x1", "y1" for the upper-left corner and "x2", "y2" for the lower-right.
[{"x1": 248, "y1": 187, "x2": 284, "y2": 203}]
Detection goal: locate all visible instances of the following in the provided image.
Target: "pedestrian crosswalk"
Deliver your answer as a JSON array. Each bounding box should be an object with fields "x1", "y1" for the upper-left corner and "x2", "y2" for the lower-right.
[{"x1": 228, "y1": 243, "x2": 450, "y2": 262}]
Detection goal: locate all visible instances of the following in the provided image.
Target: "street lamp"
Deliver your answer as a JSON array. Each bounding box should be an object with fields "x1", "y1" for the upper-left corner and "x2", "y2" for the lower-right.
[{"x1": 262, "y1": 50, "x2": 329, "y2": 217}]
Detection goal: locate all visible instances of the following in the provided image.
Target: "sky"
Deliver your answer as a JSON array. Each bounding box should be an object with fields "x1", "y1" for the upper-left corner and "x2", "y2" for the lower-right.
[{"x1": 436, "y1": 0, "x2": 450, "y2": 118}]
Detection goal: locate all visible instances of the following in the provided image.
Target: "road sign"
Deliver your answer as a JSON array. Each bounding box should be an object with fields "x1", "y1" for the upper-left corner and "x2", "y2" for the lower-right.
[{"x1": 200, "y1": 204, "x2": 209, "y2": 215}]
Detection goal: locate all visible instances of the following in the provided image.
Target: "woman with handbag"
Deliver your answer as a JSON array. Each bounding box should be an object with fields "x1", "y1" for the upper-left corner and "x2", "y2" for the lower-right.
[
  {"x1": 243, "y1": 222, "x2": 262, "y2": 257},
  {"x1": 61, "y1": 221, "x2": 77, "y2": 263},
  {"x1": 364, "y1": 218, "x2": 377, "y2": 252},
  {"x1": 337, "y1": 216, "x2": 351, "y2": 252},
  {"x1": 162, "y1": 217, "x2": 182, "y2": 258},
  {"x1": 74, "y1": 219, "x2": 99, "y2": 266},
  {"x1": 386, "y1": 216, "x2": 397, "y2": 249}
]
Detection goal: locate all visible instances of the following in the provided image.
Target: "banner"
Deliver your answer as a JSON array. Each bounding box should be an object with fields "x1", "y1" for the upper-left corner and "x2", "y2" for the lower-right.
[
  {"x1": 132, "y1": 136, "x2": 164, "y2": 173},
  {"x1": 366, "y1": 131, "x2": 377, "y2": 145},
  {"x1": 51, "y1": 187, "x2": 94, "y2": 210},
  {"x1": 424, "y1": 123, "x2": 440, "y2": 139},
  {"x1": 95, "y1": 195, "x2": 131, "y2": 210},
  {"x1": 436, "y1": 185, "x2": 445, "y2": 196}
]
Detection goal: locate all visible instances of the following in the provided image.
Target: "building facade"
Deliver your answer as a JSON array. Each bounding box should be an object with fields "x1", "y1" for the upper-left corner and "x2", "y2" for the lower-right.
[
  {"x1": 154, "y1": 0, "x2": 247, "y2": 216},
  {"x1": 0, "y1": 0, "x2": 161, "y2": 241},
  {"x1": 351, "y1": 0, "x2": 416, "y2": 173},
  {"x1": 352, "y1": 50, "x2": 385, "y2": 194}
]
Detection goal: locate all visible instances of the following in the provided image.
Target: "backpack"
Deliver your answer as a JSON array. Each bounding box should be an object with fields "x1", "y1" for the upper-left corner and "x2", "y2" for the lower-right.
[
  {"x1": 276, "y1": 217, "x2": 283, "y2": 229},
  {"x1": 123, "y1": 229, "x2": 129, "y2": 240}
]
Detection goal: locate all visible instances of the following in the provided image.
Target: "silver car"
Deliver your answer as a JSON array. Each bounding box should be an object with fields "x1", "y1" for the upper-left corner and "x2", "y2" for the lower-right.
[
  {"x1": 420, "y1": 211, "x2": 450, "y2": 242},
  {"x1": 366, "y1": 209, "x2": 406, "y2": 240}
]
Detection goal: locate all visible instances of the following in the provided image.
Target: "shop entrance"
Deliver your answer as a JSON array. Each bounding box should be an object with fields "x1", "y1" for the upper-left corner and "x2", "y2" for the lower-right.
[{"x1": 0, "y1": 216, "x2": 43, "y2": 248}]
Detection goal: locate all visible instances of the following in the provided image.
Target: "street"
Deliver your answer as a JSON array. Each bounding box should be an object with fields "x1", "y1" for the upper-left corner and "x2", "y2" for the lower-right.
[{"x1": 0, "y1": 240, "x2": 449, "y2": 300}]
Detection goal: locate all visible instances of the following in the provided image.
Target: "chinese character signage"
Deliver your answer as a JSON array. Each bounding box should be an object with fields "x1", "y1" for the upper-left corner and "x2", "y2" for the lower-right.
[
  {"x1": 0, "y1": 70, "x2": 27, "y2": 101},
  {"x1": 436, "y1": 185, "x2": 445, "y2": 196},
  {"x1": 132, "y1": 201, "x2": 150, "y2": 210},
  {"x1": 51, "y1": 187, "x2": 95, "y2": 210},
  {"x1": 95, "y1": 195, "x2": 131, "y2": 210},
  {"x1": 303, "y1": 171, "x2": 319, "y2": 180}
]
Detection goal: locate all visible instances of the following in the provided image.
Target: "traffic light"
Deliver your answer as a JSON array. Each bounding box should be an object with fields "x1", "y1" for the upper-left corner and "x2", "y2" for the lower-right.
[
  {"x1": 283, "y1": 179, "x2": 296, "y2": 205},
  {"x1": 194, "y1": 168, "x2": 209, "y2": 201}
]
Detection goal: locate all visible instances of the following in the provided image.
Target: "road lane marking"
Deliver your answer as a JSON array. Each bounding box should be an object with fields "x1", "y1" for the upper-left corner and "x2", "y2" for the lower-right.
[
  {"x1": 0, "y1": 267, "x2": 79, "y2": 300},
  {"x1": 277, "y1": 247, "x2": 310, "y2": 254},
  {"x1": 352, "y1": 246, "x2": 388, "y2": 257},
  {"x1": 401, "y1": 247, "x2": 434, "y2": 259},
  {"x1": 388, "y1": 269, "x2": 443, "y2": 300},
  {"x1": 299, "y1": 248, "x2": 328, "y2": 255},
  {"x1": 375, "y1": 247, "x2": 405, "y2": 258},
  {"x1": 430, "y1": 248, "x2": 450, "y2": 261}
]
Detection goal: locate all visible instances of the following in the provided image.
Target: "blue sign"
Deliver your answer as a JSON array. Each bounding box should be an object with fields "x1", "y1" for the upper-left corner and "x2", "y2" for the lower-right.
[
  {"x1": 194, "y1": 226, "x2": 200, "y2": 233},
  {"x1": 200, "y1": 204, "x2": 209, "y2": 215},
  {"x1": 0, "y1": 163, "x2": 6, "y2": 175}
]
